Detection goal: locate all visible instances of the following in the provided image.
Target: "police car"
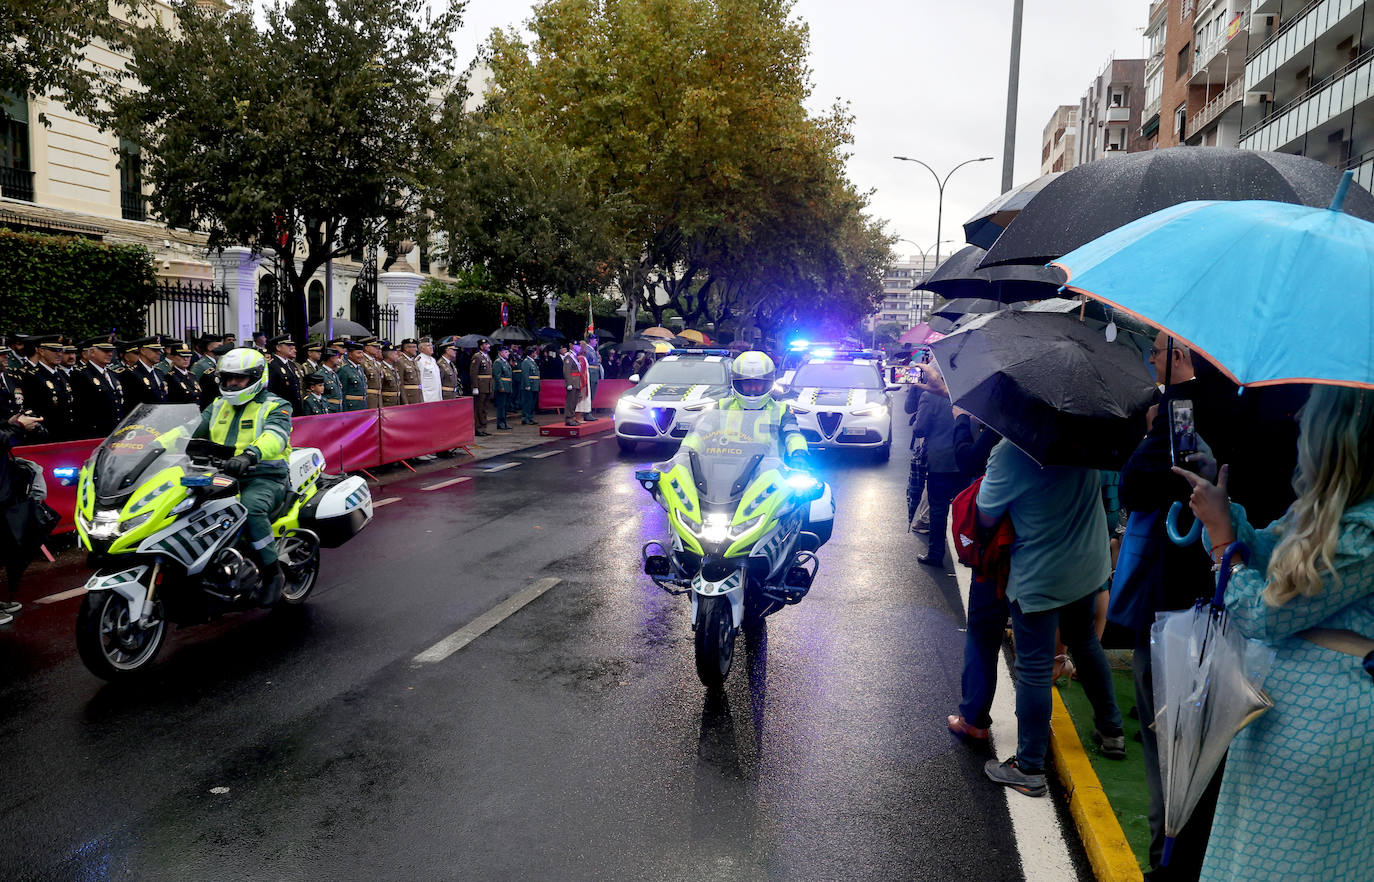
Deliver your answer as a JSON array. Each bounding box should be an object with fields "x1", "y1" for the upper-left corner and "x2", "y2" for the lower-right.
[
  {"x1": 614, "y1": 350, "x2": 733, "y2": 453},
  {"x1": 779, "y1": 350, "x2": 898, "y2": 461}
]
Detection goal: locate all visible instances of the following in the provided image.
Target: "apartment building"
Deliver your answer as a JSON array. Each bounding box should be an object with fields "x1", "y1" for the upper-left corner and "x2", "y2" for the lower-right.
[
  {"x1": 1077, "y1": 58, "x2": 1149, "y2": 164},
  {"x1": 1239, "y1": 0, "x2": 1374, "y2": 189},
  {"x1": 869, "y1": 256, "x2": 938, "y2": 329},
  {"x1": 1041, "y1": 105, "x2": 1079, "y2": 174}
]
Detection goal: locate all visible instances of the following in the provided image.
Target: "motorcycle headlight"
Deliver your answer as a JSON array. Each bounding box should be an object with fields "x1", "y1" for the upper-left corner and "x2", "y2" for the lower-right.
[
  {"x1": 121, "y1": 510, "x2": 154, "y2": 533},
  {"x1": 701, "y1": 513, "x2": 731, "y2": 544},
  {"x1": 87, "y1": 509, "x2": 121, "y2": 539}
]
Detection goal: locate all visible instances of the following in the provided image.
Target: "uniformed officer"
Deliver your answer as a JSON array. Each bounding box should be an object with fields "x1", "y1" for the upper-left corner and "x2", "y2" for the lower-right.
[
  {"x1": 378, "y1": 342, "x2": 402, "y2": 407},
  {"x1": 303, "y1": 343, "x2": 322, "y2": 376},
  {"x1": 301, "y1": 373, "x2": 330, "y2": 415},
  {"x1": 1, "y1": 342, "x2": 25, "y2": 421},
  {"x1": 163, "y1": 340, "x2": 202, "y2": 405},
  {"x1": 127, "y1": 336, "x2": 169, "y2": 405},
  {"x1": 6, "y1": 336, "x2": 36, "y2": 384},
  {"x1": 519, "y1": 346, "x2": 541, "y2": 425},
  {"x1": 265, "y1": 334, "x2": 303, "y2": 414},
  {"x1": 316, "y1": 344, "x2": 345, "y2": 413},
  {"x1": 60, "y1": 340, "x2": 79, "y2": 377},
  {"x1": 197, "y1": 342, "x2": 232, "y2": 403},
  {"x1": 492, "y1": 345, "x2": 513, "y2": 431},
  {"x1": 190, "y1": 335, "x2": 218, "y2": 381},
  {"x1": 470, "y1": 339, "x2": 493, "y2": 436},
  {"x1": 71, "y1": 337, "x2": 126, "y2": 438},
  {"x1": 20, "y1": 335, "x2": 76, "y2": 440},
  {"x1": 560, "y1": 343, "x2": 582, "y2": 426},
  {"x1": 339, "y1": 341, "x2": 369, "y2": 411},
  {"x1": 435, "y1": 339, "x2": 459, "y2": 400},
  {"x1": 359, "y1": 337, "x2": 384, "y2": 409},
  {"x1": 509, "y1": 346, "x2": 524, "y2": 417},
  {"x1": 397, "y1": 338, "x2": 423, "y2": 405}
]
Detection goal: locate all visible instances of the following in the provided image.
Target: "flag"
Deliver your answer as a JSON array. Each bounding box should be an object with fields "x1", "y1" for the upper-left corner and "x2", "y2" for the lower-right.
[{"x1": 586, "y1": 293, "x2": 595, "y2": 338}]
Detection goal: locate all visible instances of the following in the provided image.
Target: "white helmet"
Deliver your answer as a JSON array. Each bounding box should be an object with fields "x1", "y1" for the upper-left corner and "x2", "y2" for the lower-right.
[
  {"x1": 217, "y1": 347, "x2": 267, "y2": 406},
  {"x1": 730, "y1": 351, "x2": 777, "y2": 410}
]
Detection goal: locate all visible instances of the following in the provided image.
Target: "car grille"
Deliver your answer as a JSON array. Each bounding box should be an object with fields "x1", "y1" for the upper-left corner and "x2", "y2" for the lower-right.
[
  {"x1": 652, "y1": 407, "x2": 676, "y2": 433},
  {"x1": 817, "y1": 411, "x2": 842, "y2": 439}
]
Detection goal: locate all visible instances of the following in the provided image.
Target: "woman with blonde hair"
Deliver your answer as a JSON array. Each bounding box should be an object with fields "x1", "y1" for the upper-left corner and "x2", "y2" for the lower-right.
[{"x1": 1176, "y1": 385, "x2": 1374, "y2": 882}]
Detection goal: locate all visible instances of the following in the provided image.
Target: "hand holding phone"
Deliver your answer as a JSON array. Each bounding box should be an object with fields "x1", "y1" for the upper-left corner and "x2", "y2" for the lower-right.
[{"x1": 1169, "y1": 398, "x2": 1198, "y2": 470}]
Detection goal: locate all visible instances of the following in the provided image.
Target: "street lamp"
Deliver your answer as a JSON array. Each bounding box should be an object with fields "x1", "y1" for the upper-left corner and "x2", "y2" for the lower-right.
[
  {"x1": 893, "y1": 155, "x2": 993, "y2": 269},
  {"x1": 896, "y1": 237, "x2": 954, "y2": 276}
]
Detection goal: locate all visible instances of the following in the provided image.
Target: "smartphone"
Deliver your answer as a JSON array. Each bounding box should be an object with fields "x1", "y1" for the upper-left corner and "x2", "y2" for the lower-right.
[
  {"x1": 1169, "y1": 398, "x2": 1198, "y2": 469},
  {"x1": 912, "y1": 365, "x2": 924, "y2": 384}
]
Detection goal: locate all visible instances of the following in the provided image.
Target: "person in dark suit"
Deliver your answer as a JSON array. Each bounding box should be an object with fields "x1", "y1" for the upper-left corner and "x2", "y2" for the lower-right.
[
  {"x1": 19, "y1": 335, "x2": 76, "y2": 441},
  {"x1": 71, "y1": 338, "x2": 126, "y2": 439},
  {"x1": 163, "y1": 341, "x2": 202, "y2": 406},
  {"x1": 127, "y1": 337, "x2": 169, "y2": 405},
  {"x1": 265, "y1": 334, "x2": 303, "y2": 414}
]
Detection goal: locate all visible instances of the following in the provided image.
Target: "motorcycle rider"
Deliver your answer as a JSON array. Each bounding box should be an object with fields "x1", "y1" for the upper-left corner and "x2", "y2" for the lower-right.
[
  {"x1": 684, "y1": 351, "x2": 809, "y2": 465},
  {"x1": 194, "y1": 348, "x2": 293, "y2": 606}
]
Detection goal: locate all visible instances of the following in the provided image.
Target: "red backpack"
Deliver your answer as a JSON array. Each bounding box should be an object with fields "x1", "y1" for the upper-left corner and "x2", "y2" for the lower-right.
[{"x1": 951, "y1": 476, "x2": 1015, "y2": 596}]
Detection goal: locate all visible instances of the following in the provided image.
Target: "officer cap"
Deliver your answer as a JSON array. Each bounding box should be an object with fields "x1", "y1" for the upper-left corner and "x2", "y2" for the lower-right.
[
  {"x1": 305, "y1": 373, "x2": 325, "y2": 388},
  {"x1": 268, "y1": 334, "x2": 295, "y2": 349},
  {"x1": 339, "y1": 339, "x2": 364, "y2": 351},
  {"x1": 161, "y1": 337, "x2": 184, "y2": 348},
  {"x1": 130, "y1": 336, "x2": 162, "y2": 350},
  {"x1": 62, "y1": 341, "x2": 79, "y2": 353},
  {"x1": 306, "y1": 342, "x2": 322, "y2": 354},
  {"x1": 320, "y1": 346, "x2": 343, "y2": 361},
  {"x1": 400, "y1": 338, "x2": 419, "y2": 347},
  {"x1": 327, "y1": 337, "x2": 349, "y2": 348},
  {"x1": 79, "y1": 337, "x2": 116, "y2": 351},
  {"x1": 169, "y1": 342, "x2": 194, "y2": 357},
  {"x1": 114, "y1": 339, "x2": 137, "y2": 354},
  {"x1": 477, "y1": 338, "x2": 489, "y2": 347},
  {"x1": 381, "y1": 341, "x2": 396, "y2": 353}
]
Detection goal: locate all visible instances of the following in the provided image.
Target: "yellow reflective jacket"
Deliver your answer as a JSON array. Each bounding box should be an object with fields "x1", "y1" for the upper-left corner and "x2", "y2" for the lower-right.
[
  {"x1": 194, "y1": 390, "x2": 292, "y2": 474},
  {"x1": 682, "y1": 397, "x2": 807, "y2": 458}
]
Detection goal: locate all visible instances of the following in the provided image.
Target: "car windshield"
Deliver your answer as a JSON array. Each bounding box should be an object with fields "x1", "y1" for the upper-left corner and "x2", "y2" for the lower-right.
[
  {"x1": 90, "y1": 404, "x2": 201, "y2": 501},
  {"x1": 792, "y1": 362, "x2": 882, "y2": 390},
  {"x1": 677, "y1": 410, "x2": 781, "y2": 505},
  {"x1": 642, "y1": 358, "x2": 729, "y2": 386}
]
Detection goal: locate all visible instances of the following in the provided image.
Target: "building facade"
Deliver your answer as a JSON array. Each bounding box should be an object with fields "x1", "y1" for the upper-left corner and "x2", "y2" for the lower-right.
[
  {"x1": 1077, "y1": 58, "x2": 1149, "y2": 165},
  {"x1": 1041, "y1": 105, "x2": 1079, "y2": 174},
  {"x1": 867, "y1": 256, "x2": 938, "y2": 330}
]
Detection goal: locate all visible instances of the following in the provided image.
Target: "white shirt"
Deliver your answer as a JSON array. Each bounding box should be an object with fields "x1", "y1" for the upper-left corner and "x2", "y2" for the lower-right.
[{"x1": 416, "y1": 353, "x2": 442, "y2": 402}]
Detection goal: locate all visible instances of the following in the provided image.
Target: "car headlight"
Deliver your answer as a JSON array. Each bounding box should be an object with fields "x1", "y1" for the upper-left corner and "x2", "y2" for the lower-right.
[
  {"x1": 681, "y1": 400, "x2": 715, "y2": 412},
  {"x1": 617, "y1": 399, "x2": 646, "y2": 412},
  {"x1": 790, "y1": 406, "x2": 812, "y2": 415},
  {"x1": 850, "y1": 405, "x2": 888, "y2": 417}
]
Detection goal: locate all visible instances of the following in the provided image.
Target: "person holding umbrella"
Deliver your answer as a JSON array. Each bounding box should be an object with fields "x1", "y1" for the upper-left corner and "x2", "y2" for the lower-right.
[{"x1": 1172, "y1": 387, "x2": 1374, "y2": 882}]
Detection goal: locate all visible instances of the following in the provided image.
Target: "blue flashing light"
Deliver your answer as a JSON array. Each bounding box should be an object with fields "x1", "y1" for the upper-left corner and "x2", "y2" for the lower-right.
[
  {"x1": 784, "y1": 472, "x2": 819, "y2": 491},
  {"x1": 52, "y1": 467, "x2": 78, "y2": 480},
  {"x1": 814, "y1": 347, "x2": 836, "y2": 358},
  {"x1": 788, "y1": 339, "x2": 810, "y2": 350},
  {"x1": 180, "y1": 475, "x2": 214, "y2": 487}
]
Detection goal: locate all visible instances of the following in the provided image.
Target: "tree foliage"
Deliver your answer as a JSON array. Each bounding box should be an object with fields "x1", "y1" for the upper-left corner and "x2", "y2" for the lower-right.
[
  {"x1": 104, "y1": 0, "x2": 461, "y2": 343},
  {"x1": 0, "y1": 230, "x2": 157, "y2": 338},
  {"x1": 0, "y1": 0, "x2": 133, "y2": 123}
]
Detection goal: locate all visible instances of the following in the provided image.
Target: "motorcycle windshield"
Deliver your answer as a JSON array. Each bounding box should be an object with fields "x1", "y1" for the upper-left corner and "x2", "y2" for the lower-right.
[
  {"x1": 679, "y1": 410, "x2": 781, "y2": 505},
  {"x1": 91, "y1": 404, "x2": 202, "y2": 500}
]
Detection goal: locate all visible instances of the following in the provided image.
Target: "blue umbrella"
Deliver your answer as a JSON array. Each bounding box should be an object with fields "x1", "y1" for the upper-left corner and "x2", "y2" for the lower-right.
[{"x1": 1055, "y1": 170, "x2": 1374, "y2": 390}]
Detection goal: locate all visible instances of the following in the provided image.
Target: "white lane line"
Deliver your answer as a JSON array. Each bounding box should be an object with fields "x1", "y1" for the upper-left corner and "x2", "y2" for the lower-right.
[
  {"x1": 35, "y1": 586, "x2": 88, "y2": 605},
  {"x1": 571, "y1": 440, "x2": 599, "y2": 448},
  {"x1": 412, "y1": 577, "x2": 561, "y2": 665},
  {"x1": 530, "y1": 450, "x2": 564, "y2": 459},
  {"x1": 483, "y1": 462, "x2": 520, "y2": 473},
  {"x1": 951, "y1": 528, "x2": 1075, "y2": 882},
  {"x1": 372, "y1": 497, "x2": 401, "y2": 508},
  {"x1": 421, "y1": 476, "x2": 472, "y2": 491}
]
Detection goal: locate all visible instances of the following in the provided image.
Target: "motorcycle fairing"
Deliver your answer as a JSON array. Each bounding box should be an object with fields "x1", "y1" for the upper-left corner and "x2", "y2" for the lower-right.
[
  {"x1": 137, "y1": 497, "x2": 248, "y2": 575},
  {"x1": 84, "y1": 565, "x2": 151, "y2": 623},
  {"x1": 689, "y1": 567, "x2": 745, "y2": 629}
]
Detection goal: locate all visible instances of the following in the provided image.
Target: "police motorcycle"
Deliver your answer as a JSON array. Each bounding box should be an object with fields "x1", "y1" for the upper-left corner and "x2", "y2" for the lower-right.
[
  {"x1": 70, "y1": 404, "x2": 373, "y2": 680},
  {"x1": 636, "y1": 409, "x2": 835, "y2": 688}
]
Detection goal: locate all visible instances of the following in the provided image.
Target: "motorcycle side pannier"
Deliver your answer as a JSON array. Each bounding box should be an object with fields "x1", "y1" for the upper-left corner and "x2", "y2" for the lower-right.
[{"x1": 298, "y1": 475, "x2": 373, "y2": 547}]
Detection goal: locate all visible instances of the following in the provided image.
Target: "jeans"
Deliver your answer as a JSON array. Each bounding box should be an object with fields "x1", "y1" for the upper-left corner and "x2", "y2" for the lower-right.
[
  {"x1": 925, "y1": 470, "x2": 963, "y2": 560},
  {"x1": 959, "y1": 576, "x2": 1008, "y2": 729},
  {"x1": 1009, "y1": 589, "x2": 1122, "y2": 773}
]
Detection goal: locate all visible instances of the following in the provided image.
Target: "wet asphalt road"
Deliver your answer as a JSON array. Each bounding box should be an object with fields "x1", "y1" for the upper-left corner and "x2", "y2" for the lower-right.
[{"x1": 0, "y1": 420, "x2": 1090, "y2": 881}]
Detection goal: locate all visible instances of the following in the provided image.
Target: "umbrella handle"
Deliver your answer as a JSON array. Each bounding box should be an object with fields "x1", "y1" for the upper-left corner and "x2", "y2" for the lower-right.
[
  {"x1": 1161, "y1": 837, "x2": 1175, "y2": 867},
  {"x1": 1166, "y1": 501, "x2": 1203, "y2": 546},
  {"x1": 1213, "y1": 542, "x2": 1250, "y2": 608}
]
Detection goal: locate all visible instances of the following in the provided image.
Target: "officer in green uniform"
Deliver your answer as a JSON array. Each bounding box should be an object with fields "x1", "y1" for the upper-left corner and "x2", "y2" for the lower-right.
[
  {"x1": 190, "y1": 335, "x2": 218, "y2": 382},
  {"x1": 301, "y1": 373, "x2": 330, "y2": 415},
  {"x1": 337, "y1": 340, "x2": 369, "y2": 411},
  {"x1": 519, "y1": 347, "x2": 541, "y2": 424},
  {"x1": 492, "y1": 345, "x2": 513, "y2": 431},
  {"x1": 193, "y1": 347, "x2": 292, "y2": 606},
  {"x1": 316, "y1": 343, "x2": 345, "y2": 413}
]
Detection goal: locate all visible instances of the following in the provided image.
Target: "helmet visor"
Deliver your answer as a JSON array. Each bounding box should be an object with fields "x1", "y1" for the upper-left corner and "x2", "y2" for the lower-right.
[
  {"x1": 733, "y1": 376, "x2": 771, "y2": 398},
  {"x1": 220, "y1": 372, "x2": 254, "y2": 391}
]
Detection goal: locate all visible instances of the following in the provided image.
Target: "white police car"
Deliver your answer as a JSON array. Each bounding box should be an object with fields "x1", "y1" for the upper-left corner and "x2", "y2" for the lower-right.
[
  {"x1": 614, "y1": 351, "x2": 733, "y2": 453},
  {"x1": 779, "y1": 352, "x2": 898, "y2": 461}
]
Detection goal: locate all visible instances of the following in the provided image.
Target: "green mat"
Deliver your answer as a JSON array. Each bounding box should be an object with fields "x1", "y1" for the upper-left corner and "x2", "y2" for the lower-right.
[{"x1": 1057, "y1": 667, "x2": 1151, "y2": 871}]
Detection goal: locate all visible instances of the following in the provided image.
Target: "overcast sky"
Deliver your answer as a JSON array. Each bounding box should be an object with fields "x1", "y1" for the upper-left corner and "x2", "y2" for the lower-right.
[{"x1": 453, "y1": 0, "x2": 1147, "y2": 266}]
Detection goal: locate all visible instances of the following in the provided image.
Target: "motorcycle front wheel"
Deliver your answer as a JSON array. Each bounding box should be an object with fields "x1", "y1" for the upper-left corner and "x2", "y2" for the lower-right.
[
  {"x1": 277, "y1": 531, "x2": 321, "y2": 606},
  {"x1": 76, "y1": 590, "x2": 166, "y2": 680},
  {"x1": 694, "y1": 594, "x2": 735, "y2": 689}
]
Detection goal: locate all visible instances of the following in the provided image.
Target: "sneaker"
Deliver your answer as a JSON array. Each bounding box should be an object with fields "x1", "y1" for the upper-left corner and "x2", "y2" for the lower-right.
[
  {"x1": 1093, "y1": 729, "x2": 1127, "y2": 760},
  {"x1": 0, "y1": 601, "x2": 20, "y2": 615},
  {"x1": 947, "y1": 714, "x2": 990, "y2": 740},
  {"x1": 984, "y1": 756, "x2": 1048, "y2": 797}
]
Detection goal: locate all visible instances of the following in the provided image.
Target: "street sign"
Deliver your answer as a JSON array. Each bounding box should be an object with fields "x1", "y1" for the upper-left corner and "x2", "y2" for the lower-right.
[{"x1": 500, "y1": 302, "x2": 509, "y2": 327}]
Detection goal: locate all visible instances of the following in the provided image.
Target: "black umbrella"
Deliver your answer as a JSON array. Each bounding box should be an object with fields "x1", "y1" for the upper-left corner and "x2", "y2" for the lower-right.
[
  {"x1": 927, "y1": 309, "x2": 1157, "y2": 469},
  {"x1": 931, "y1": 298, "x2": 1005, "y2": 321},
  {"x1": 963, "y1": 172, "x2": 1062, "y2": 249},
  {"x1": 615, "y1": 338, "x2": 661, "y2": 353},
  {"x1": 309, "y1": 318, "x2": 372, "y2": 338},
  {"x1": 918, "y1": 245, "x2": 1062, "y2": 303},
  {"x1": 453, "y1": 333, "x2": 487, "y2": 348},
  {"x1": 980, "y1": 147, "x2": 1374, "y2": 268},
  {"x1": 489, "y1": 326, "x2": 534, "y2": 342},
  {"x1": 534, "y1": 326, "x2": 566, "y2": 341},
  {"x1": 1021, "y1": 297, "x2": 1157, "y2": 358}
]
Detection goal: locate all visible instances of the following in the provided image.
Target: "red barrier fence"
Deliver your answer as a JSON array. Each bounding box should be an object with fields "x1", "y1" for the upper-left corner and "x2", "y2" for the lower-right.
[
  {"x1": 537, "y1": 378, "x2": 635, "y2": 411},
  {"x1": 15, "y1": 397, "x2": 476, "y2": 534}
]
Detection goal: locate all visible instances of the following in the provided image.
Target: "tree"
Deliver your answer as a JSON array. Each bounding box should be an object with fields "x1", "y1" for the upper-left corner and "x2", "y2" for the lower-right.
[
  {"x1": 104, "y1": 0, "x2": 461, "y2": 343},
  {"x1": 872, "y1": 322, "x2": 903, "y2": 349},
  {"x1": 1, "y1": 0, "x2": 133, "y2": 123}
]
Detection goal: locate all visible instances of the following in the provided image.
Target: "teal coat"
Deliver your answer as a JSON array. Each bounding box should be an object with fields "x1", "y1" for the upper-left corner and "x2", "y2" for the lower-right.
[
  {"x1": 493, "y1": 356, "x2": 513, "y2": 394},
  {"x1": 520, "y1": 356, "x2": 541, "y2": 392}
]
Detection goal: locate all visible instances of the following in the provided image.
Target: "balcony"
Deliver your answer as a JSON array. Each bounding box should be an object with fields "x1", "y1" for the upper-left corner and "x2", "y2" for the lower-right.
[
  {"x1": 1186, "y1": 78, "x2": 1245, "y2": 139},
  {"x1": 1107, "y1": 105, "x2": 1132, "y2": 123},
  {"x1": 1241, "y1": 45, "x2": 1374, "y2": 151},
  {"x1": 0, "y1": 166, "x2": 34, "y2": 202},
  {"x1": 1246, "y1": 0, "x2": 1362, "y2": 88},
  {"x1": 1142, "y1": 95, "x2": 1163, "y2": 126},
  {"x1": 121, "y1": 190, "x2": 147, "y2": 222},
  {"x1": 1192, "y1": 10, "x2": 1250, "y2": 84}
]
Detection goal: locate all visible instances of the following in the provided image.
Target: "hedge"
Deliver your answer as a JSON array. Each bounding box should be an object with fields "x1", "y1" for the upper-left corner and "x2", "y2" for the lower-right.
[
  {"x1": 417, "y1": 278, "x2": 626, "y2": 342},
  {"x1": 0, "y1": 230, "x2": 158, "y2": 340}
]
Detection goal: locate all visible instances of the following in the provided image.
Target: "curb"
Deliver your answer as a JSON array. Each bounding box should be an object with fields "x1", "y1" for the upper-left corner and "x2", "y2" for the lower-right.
[{"x1": 1049, "y1": 688, "x2": 1144, "y2": 882}]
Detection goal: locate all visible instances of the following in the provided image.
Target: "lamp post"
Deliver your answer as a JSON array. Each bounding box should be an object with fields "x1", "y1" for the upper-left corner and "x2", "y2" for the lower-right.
[
  {"x1": 893, "y1": 155, "x2": 993, "y2": 270},
  {"x1": 895, "y1": 238, "x2": 952, "y2": 325}
]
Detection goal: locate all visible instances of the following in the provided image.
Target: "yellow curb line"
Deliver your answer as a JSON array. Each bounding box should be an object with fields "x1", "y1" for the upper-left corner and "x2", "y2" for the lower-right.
[{"x1": 1049, "y1": 687, "x2": 1143, "y2": 882}]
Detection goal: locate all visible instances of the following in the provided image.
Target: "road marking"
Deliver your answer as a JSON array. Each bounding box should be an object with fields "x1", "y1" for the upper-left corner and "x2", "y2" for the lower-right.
[
  {"x1": 951, "y1": 530, "x2": 1075, "y2": 882},
  {"x1": 483, "y1": 462, "x2": 520, "y2": 473},
  {"x1": 421, "y1": 476, "x2": 472, "y2": 491},
  {"x1": 412, "y1": 577, "x2": 561, "y2": 665},
  {"x1": 35, "y1": 586, "x2": 88, "y2": 605},
  {"x1": 571, "y1": 440, "x2": 599, "y2": 448},
  {"x1": 372, "y1": 497, "x2": 401, "y2": 508},
  {"x1": 530, "y1": 450, "x2": 563, "y2": 459}
]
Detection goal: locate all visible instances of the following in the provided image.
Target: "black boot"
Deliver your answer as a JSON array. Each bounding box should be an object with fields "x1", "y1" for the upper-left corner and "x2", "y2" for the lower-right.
[{"x1": 259, "y1": 561, "x2": 284, "y2": 608}]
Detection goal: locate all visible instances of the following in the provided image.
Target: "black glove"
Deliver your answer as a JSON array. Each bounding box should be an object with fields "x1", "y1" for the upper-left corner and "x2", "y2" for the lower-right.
[
  {"x1": 787, "y1": 449, "x2": 810, "y2": 469},
  {"x1": 222, "y1": 449, "x2": 259, "y2": 477}
]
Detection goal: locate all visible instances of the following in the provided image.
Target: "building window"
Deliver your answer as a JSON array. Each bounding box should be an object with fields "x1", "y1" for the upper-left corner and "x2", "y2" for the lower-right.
[
  {"x1": 1174, "y1": 103, "x2": 1187, "y2": 138},
  {"x1": 118, "y1": 139, "x2": 146, "y2": 221},
  {"x1": 0, "y1": 91, "x2": 33, "y2": 202},
  {"x1": 1177, "y1": 43, "x2": 1191, "y2": 79},
  {"x1": 308, "y1": 280, "x2": 324, "y2": 324}
]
